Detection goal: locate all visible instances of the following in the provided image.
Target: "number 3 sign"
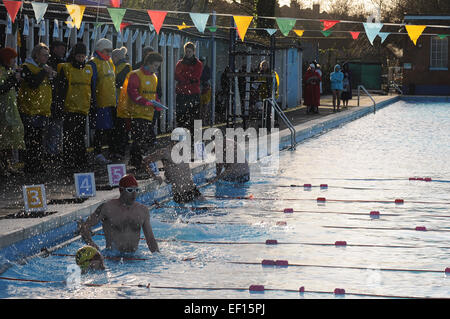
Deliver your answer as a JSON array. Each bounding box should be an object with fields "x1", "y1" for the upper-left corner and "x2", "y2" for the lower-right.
[
  {"x1": 22, "y1": 184, "x2": 47, "y2": 212},
  {"x1": 107, "y1": 164, "x2": 126, "y2": 187}
]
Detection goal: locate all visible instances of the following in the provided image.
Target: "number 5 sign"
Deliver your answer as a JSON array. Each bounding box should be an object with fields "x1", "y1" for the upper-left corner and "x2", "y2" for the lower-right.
[
  {"x1": 74, "y1": 173, "x2": 96, "y2": 198},
  {"x1": 107, "y1": 164, "x2": 126, "y2": 187},
  {"x1": 22, "y1": 184, "x2": 47, "y2": 212}
]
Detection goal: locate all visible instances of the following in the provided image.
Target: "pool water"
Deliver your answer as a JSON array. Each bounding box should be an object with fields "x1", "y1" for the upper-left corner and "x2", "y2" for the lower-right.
[{"x1": 1, "y1": 100, "x2": 449, "y2": 298}]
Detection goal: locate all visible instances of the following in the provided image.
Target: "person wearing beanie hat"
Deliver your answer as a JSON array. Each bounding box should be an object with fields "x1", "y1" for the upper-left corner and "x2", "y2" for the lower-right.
[
  {"x1": 88, "y1": 38, "x2": 116, "y2": 165},
  {"x1": 56, "y1": 42, "x2": 93, "y2": 172},
  {"x1": 110, "y1": 46, "x2": 131, "y2": 161},
  {"x1": 75, "y1": 245, "x2": 105, "y2": 273},
  {"x1": 80, "y1": 173, "x2": 159, "y2": 254},
  {"x1": 0, "y1": 47, "x2": 25, "y2": 177}
]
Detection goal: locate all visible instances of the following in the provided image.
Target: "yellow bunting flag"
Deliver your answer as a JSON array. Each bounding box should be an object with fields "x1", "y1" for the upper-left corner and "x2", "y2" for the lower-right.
[
  {"x1": 177, "y1": 22, "x2": 191, "y2": 30},
  {"x1": 233, "y1": 15, "x2": 253, "y2": 42},
  {"x1": 293, "y1": 29, "x2": 304, "y2": 37},
  {"x1": 405, "y1": 25, "x2": 426, "y2": 45},
  {"x1": 65, "y1": 4, "x2": 85, "y2": 30}
]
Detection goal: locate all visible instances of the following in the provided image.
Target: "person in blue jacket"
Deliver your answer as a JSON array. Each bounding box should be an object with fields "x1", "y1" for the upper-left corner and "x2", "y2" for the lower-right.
[{"x1": 330, "y1": 64, "x2": 344, "y2": 112}]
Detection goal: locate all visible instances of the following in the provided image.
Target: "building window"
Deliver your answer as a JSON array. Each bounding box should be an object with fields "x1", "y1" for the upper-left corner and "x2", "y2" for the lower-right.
[{"x1": 430, "y1": 37, "x2": 448, "y2": 70}]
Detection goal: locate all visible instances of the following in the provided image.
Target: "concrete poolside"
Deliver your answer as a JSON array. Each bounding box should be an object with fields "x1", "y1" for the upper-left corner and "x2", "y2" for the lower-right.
[{"x1": 0, "y1": 93, "x2": 400, "y2": 254}]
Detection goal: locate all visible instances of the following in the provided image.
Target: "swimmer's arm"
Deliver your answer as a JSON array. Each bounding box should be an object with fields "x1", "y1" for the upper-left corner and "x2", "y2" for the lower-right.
[
  {"x1": 80, "y1": 203, "x2": 104, "y2": 250},
  {"x1": 142, "y1": 214, "x2": 159, "y2": 253},
  {"x1": 143, "y1": 150, "x2": 166, "y2": 184}
]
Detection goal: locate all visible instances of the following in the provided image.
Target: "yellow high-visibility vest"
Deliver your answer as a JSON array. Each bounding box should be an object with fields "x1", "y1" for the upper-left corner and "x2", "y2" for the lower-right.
[
  {"x1": 117, "y1": 69, "x2": 158, "y2": 121},
  {"x1": 58, "y1": 63, "x2": 93, "y2": 115},
  {"x1": 91, "y1": 56, "x2": 116, "y2": 108},
  {"x1": 18, "y1": 62, "x2": 52, "y2": 116}
]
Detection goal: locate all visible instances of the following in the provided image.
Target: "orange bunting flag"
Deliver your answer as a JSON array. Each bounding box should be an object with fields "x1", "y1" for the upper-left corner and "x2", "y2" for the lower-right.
[
  {"x1": 233, "y1": 15, "x2": 253, "y2": 42},
  {"x1": 293, "y1": 29, "x2": 304, "y2": 37},
  {"x1": 405, "y1": 25, "x2": 426, "y2": 45},
  {"x1": 321, "y1": 20, "x2": 340, "y2": 31},
  {"x1": 147, "y1": 10, "x2": 167, "y2": 35},
  {"x1": 177, "y1": 22, "x2": 191, "y2": 30},
  {"x1": 350, "y1": 31, "x2": 360, "y2": 40}
]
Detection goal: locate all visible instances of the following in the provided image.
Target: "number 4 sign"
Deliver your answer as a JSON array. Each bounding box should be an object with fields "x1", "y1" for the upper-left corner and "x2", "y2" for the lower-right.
[
  {"x1": 107, "y1": 164, "x2": 126, "y2": 187},
  {"x1": 22, "y1": 184, "x2": 47, "y2": 212},
  {"x1": 74, "y1": 173, "x2": 96, "y2": 198}
]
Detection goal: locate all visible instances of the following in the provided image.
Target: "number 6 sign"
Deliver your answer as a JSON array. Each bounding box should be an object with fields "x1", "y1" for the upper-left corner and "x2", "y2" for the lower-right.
[
  {"x1": 22, "y1": 184, "x2": 47, "y2": 212},
  {"x1": 107, "y1": 164, "x2": 126, "y2": 187}
]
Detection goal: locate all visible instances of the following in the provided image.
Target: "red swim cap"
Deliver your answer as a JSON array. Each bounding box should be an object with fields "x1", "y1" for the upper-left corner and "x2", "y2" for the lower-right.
[{"x1": 119, "y1": 174, "x2": 138, "y2": 187}]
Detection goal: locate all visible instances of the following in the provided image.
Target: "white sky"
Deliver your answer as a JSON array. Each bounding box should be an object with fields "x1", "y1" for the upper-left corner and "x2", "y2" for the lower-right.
[{"x1": 278, "y1": 0, "x2": 379, "y2": 12}]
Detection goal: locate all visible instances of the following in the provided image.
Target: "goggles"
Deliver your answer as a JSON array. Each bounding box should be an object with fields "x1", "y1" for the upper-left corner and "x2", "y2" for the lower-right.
[{"x1": 121, "y1": 187, "x2": 142, "y2": 193}]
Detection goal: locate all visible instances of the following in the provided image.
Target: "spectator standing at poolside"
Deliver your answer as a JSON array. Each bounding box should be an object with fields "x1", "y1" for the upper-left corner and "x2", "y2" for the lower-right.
[
  {"x1": 88, "y1": 38, "x2": 116, "y2": 165},
  {"x1": 111, "y1": 46, "x2": 132, "y2": 161},
  {"x1": 18, "y1": 43, "x2": 56, "y2": 175},
  {"x1": 315, "y1": 63, "x2": 323, "y2": 95},
  {"x1": 341, "y1": 72, "x2": 351, "y2": 108},
  {"x1": 303, "y1": 63, "x2": 321, "y2": 114},
  {"x1": 330, "y1": 64, "x2": 344, "y2": 112},
  {"x1": 199, "y1": 56, "x2": 212, "y2": 126},
  {"x1": 175, "y1": 42, "x2": 203, "y2": 136},
  {"x1": 0, "y1": 47, "x2": 25, "y2": 177},
  {"x1": 117, "y1": 52, "x2": 163, "y2": 175},
  {"x1": 142, "y1": 139, "x2": 205, "y2": 204},
  {"x1": 80, "y1": 174, "x2": 159, "y2": 254},
  {"x1": 341, "y1": 63, "x2": 352, "y2": 106},
  {"x1": 44, "y1": 41, "x2": 66, "y2": 167},
  {"x1": 56, "y1": 43, "x2": 93, "y2": 172}
]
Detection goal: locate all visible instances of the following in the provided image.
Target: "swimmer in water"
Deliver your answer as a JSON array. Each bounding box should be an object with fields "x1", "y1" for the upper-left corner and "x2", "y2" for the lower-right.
[
  {"x1": 80, "y1": 174, "x2": 159, "y2": 254},
  {"x1": 206, "y1": 138, "x2": 250, "y2": 185},
  {"x1": 75, "y1": 245, "x2": 105, "y2": 274},
  {"x1": 142, "y1": 140, "x2": 205, "y2": 204}
]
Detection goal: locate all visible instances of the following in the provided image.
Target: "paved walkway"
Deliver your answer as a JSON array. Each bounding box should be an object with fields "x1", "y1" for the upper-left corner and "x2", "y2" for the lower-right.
[{"x1": 0, "y1": 93, "x2": 399, "y2": 251}]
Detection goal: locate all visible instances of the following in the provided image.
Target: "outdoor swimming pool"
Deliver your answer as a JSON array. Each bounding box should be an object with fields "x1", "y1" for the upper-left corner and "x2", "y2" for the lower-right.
[{"x1": 0, "y1": 98, "x2": 449, "y2": 298}]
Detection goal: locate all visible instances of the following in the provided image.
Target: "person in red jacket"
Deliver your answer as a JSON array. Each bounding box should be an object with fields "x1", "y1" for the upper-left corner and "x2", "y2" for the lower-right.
[{"x1": 175, "y1": 42, "x2": 203, "y2": 138}]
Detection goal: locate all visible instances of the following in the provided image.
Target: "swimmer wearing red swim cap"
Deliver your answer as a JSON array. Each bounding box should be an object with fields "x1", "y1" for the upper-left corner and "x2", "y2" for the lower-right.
[{"x1": 80, "y1": 173, "x2": 159, "y2": 254}]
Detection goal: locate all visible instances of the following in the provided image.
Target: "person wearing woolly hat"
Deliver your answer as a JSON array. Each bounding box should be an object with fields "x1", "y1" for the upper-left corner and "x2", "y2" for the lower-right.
[
  {"x1": 80, "y1": 173, "x2": 159, "y2": 254},
  {"x1": 56, "y1": 42, "x2": 93, "y2": 172},
  {"x1": 75, "y1": 245, "x2": 105, "y2": 273},
  {"x1": 110, "y1": 46, "x2": 132, "y2": 161},
  {"x1": 330, "y1": 64, "x2": 344, "y2": 112},
  {"x1": 88, "y1": 38, "x2": 116, "y2": 165},
  {"x1": 0, "y1": 47, "x2": 25, "y2": 177}
]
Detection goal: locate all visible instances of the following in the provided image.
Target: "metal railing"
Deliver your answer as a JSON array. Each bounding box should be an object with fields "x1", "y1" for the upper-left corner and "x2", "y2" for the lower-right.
[
  {"x1": 357, "y1": 85, "x2": 377, "y2": 113},
  {"x1": 263, "y1": 98, "x2": 297, "y2": 150},
  {"x1": 390, "y1": 81, "x2": 403, "y2": 95}
]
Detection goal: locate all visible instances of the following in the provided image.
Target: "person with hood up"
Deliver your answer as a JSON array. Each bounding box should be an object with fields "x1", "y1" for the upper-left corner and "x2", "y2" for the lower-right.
[
  {"x1": 330, "y1": 64, "x2": 344, "y2": 112},
  {"x1": 303, "y1": 63, "x2": 321, "y2": 114}
]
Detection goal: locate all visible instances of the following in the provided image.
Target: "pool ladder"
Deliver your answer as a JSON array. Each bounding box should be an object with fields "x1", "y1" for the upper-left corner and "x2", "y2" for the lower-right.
[
  {"x1": 263, "y1": 97, "x2": 297, "y2": 150},
  {"x1": 357, "y1": 85, "x2": 377, "y2": 113}
]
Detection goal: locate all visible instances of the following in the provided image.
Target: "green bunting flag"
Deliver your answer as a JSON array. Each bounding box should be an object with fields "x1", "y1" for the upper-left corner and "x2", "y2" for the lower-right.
[
  {"x1": 437, "y1": 34, "x2": 449, "y2": 39},
  {"x1": 275, "y1": 18, "x2": 296, "y2": 36},
  {"x1": 107, "y1": 8, "x2": 126, "y2": 33},
  {"x1": 321, "y1": 30, "x2": 332, "y2": 37}
]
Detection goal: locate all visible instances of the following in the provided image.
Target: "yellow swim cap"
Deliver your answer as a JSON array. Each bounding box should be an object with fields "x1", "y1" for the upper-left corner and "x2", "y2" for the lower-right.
[{"x1": 75, "y1": 246, "x2": 99, "y2": 271}]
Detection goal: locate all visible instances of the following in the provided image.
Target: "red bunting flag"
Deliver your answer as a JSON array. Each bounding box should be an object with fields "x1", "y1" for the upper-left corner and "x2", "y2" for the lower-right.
[
  {"x1": 3, "y1": 0, "x2": 22, "y2": 23},
  {"x1": 321, "y1": 20, "x2": 340, "y2": 31},
  {"x1": 147, "y1": 10, "x2": 167, "y2": 35},
  {"x1": 110, "y1": 0, "x2": 120, "y2": 8},
  {"x1": 120, "y1": 22, "x2": 131, "y2": 32},
  {"x1": 350, "y1": 31, "x2": 360, "y2": 40}
]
